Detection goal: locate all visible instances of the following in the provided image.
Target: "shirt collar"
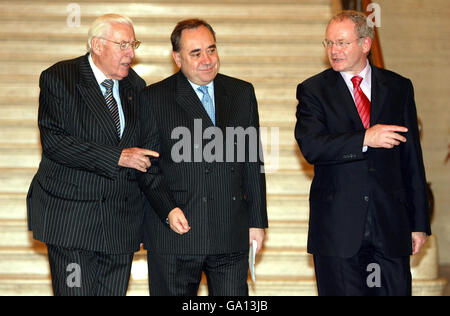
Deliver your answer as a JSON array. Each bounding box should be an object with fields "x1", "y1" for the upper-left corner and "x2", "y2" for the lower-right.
[
  {"x1": 88, "y1": 53, "x2": 118, "y2": 87},
  {"x1": 188, "y1": 79, "x2": 214, "y2": 94},
  {"x1": 340, "y1": 59, "x2": 371, "y2": 84}
]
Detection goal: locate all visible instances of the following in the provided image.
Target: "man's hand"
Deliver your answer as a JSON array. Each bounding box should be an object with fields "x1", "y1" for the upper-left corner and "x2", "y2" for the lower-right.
[
  {"x1": 118, "y1": 148, "x2": 159, "y2": 172},
  {"x1": 364, "y1": 124, "x2": 408, "y2": 149},
  {"x1": 168, "y1": 208, "x2": 190, "y2": 235},
  {"x1": 412, "y1": 232, "x2": 428, "y2": 255},
  {"x1": 249, "y1": 228, "x2": 265, "y2": 254}
]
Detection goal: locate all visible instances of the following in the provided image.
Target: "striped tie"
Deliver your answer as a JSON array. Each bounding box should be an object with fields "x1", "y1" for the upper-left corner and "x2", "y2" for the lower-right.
[
  {"x1": 351, "y1": 76, "x2": 371, "y2": 129},
  {"x1": 101, "y1": 79, "x2": 121, "y2": 138}
]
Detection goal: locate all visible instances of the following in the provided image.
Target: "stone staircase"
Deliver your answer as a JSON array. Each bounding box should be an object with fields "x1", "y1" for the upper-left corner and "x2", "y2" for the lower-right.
[{"x1": 0, "y1": 0, "x2": 446, "y2": 296}]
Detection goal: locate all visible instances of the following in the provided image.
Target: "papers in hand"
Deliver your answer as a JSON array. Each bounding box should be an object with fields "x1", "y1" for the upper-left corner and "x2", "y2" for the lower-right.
[{"x1": 249, "y1": 240, "x2": 257, "y2": 283}]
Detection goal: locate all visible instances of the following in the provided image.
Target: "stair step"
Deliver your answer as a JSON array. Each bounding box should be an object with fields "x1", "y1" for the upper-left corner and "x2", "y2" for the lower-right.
[
  {"x1": 4, "y1": 39, "x2": 324, "y2": 57},
  {"x1": 0, "y1": 168, "x2": 311, "y2": 194},
  {"x1": 266, "y1": 171, "x2": 312, "y2": 195},
  {"x1": 0, "y1": 169, "x2": 35, "y2": 194},
  {"x1": 0, "y1": 246, "x2": 314, "y2": 279},
  {"x1": 1, "y1": 2, "x2": 331, "y2": 21},
  {"x1": 0, "y1": 60, "x2": 325, "y2": 83},
  {"x1": 0, "y1": 193, "x2": 310, "y2": 222},
  {"x1": 0, "y1": 101, "x2": 296, "y2": 125},
  {"x1": 0, "y1": 218, "x2": 309, "y2": 248},
  {"x1": 0, "y1": 80, "x2": 303, "y2": 98},
  {"x1": 0, "y1": 144, "x2": 308, "y2": 173},
  {"x1": 267, "y1": 194, "x2": 309, "y2": 222},
  {"x1": 0, "y1": 273, "x2": 446, "y2": 296},
  {"x1": 0, "y1": 123, "x2": 299, "y2": 151},
  {"x1": 0, "y1": 146, "x2": 41, "y2": 168},
  {"x1": 0, "y1": 274, "x2": 319, "y2": 296},
  {"x1": 0, "y1": 194, "x2": 28, "y2": 220},
  {"x1": 265, "y1": 221, "x2": 308, "y2": 249},
  {"x1": 0, "y1": 21, "x2": 326, "y2": 41}
]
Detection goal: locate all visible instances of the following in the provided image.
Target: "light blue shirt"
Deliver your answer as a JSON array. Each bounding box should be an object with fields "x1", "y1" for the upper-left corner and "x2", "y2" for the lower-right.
[
  {"x1": 88, "y1": 54, "x2": 125, "y2": 138},
  {"x1": 188, "y1": 80, "x2": 216, "y2": 110}
]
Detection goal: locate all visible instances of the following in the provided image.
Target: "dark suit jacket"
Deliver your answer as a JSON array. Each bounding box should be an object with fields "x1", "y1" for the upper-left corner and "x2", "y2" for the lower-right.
[
  {"x1": 27, "y1": 54, "x2": 147, "y2": 254},
  {"x1": 138, "y1": 71, "x2": 268, "y2": 255},
  {"x1": 295, "y1": 65, "x2": 431, "y2": 258}
]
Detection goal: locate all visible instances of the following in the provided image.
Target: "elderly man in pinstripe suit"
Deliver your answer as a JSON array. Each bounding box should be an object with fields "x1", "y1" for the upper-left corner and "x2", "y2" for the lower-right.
[
  {"x1": 138, "y1": 19, "x2": 268, "y2": 296},
  {"x1": 27, "y1": 14, "x2": 179, "y2": 296}
]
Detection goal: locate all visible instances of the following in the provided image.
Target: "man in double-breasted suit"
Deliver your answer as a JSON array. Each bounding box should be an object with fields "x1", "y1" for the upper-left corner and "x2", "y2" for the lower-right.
[
  {"x1": 295, "y1": 11, "x2": 431, "y2": 296},
  {"x1": 138, "y1": 19, "x2": 268, "y2": 296},
  {"x1": 27, "y1": 14, "x2": 174, "y2": 296}
]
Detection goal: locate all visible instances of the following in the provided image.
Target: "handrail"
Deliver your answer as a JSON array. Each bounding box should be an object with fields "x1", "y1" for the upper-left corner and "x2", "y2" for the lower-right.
[{"x1": 341, "y1": 0, "x2": 385, "y2": 69}]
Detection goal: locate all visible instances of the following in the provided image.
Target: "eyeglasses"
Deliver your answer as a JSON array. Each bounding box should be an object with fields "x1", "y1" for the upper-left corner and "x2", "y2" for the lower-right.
[
  {"x1": 322, "y1": 37, "x2": 363, "y2": 49},
  {"x1": 99, "y1": 38, "x2": 141, "y2": 50}
]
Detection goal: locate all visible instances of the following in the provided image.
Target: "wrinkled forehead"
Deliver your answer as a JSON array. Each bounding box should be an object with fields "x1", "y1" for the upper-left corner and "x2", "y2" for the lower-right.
[{"x1": 107, "y1": 22, "x2": 136, "y2": 40}]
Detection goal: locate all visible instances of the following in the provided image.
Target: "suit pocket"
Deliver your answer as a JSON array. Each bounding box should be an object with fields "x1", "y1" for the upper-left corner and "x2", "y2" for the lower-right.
[{"x1": 38, "y1": 176, "x2": 79, "y2": 200}]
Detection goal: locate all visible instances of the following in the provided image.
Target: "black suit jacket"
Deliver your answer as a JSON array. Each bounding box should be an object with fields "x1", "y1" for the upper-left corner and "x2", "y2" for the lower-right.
[
  {"x1": 295, "y1": 65, "x2": 431, "y2": 258},
  {"x1": 138, "y1": 71, "x2": 268, "y2": 255},
  {"x1": 27, "y1": 54, "x2": 147, "y2": 254}
]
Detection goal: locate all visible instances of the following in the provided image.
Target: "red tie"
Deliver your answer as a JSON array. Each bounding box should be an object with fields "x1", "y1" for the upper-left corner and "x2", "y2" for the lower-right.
[{"x1": 351, "y1": 76, "x2": 371, "y2": 129}]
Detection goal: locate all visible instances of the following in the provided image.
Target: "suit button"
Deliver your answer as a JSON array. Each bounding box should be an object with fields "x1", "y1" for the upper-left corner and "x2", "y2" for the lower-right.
[
  {"x1": 364, "y1": 196, "x2": 370, "y2": 202},
  {"x1": 205, "y1": 169, "x2": 210, "y2": 174},
  {"x1": 232, "y1": 196, "x2": 237, "y2": 201},
  {"x1": 202, "y1": 197, "x2": 208, "y2": 203},
  {"x1": 231, "y1": 167, "x2": 235, "y2": 172}
]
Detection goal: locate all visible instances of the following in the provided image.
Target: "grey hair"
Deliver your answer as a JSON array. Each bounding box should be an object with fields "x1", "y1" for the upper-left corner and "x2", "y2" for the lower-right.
[
  {"x1": 329, "y1": 10, "x2": 375, "y2": 41},
  {"x1": 87, "y1": 14, "x2": 134, "y2": 52}
]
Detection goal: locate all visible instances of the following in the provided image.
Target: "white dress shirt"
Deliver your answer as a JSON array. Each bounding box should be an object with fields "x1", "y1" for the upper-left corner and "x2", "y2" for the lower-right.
[{"x1": 340, "y1": 59, "x2": 372, "y2": 152}]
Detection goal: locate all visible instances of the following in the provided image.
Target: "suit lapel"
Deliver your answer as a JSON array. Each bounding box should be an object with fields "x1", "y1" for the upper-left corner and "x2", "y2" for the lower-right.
[
  {"x1": 175, "y1": 71, "x2": 215, "y2": 127},
  {"x1": 330, "y1": 70, "x2": 365, "y2": 129},
  {"x1": 118, "y1": 78, "x2": 137, "y2": 146},
  {"x1": 370, "y1": 65, "x2": 390, "y2": 125},
  {"x1": 77, "y1": 55, "x2": 120, "y2": 144},
  {"x1": 213, "y1": 75, "x2": 231, "y2": 129}
]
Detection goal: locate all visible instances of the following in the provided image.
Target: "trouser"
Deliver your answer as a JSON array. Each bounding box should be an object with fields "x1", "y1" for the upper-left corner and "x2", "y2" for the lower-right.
[
  {"x1": 148, "y1": 252, "x2": 249, "y2": 296},
  {"x1": 313, "y1": 205, "x2": 412, "y2": 296},
  {"x1": 47, "y1": 245, "x2": 134, "y2": 296}
]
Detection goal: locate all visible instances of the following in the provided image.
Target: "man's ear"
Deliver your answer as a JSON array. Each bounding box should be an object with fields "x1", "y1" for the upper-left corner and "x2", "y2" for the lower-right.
[
  {"x1": 172, "y1": 51, "x2": 182, "y2": 68},
  {"x1": 362, "y1": 37, "x2": 373, "y2": 55},
  {"x1": 91, "y1": 37, "x2": 103, "y2": 56}
]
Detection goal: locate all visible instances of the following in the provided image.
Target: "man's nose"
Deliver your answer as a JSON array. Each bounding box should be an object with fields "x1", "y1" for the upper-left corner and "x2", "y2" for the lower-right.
[
  {"x1": 124, "y1": 45, "x2": 135, "y2": 59},
  {"x1": 201, "y1": 53, "x2": 212, "y2": 64}
]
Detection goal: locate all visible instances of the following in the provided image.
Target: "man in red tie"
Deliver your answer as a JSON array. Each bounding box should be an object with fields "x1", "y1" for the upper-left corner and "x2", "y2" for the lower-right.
[{"x1": 295, "y1": 11, "x2": 431, "y2": 296}]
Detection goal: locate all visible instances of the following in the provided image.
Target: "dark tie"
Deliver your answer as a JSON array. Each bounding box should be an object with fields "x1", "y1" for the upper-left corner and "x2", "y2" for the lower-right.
[
  {"x1": 101, "y1": 79, "x2": 121, "y2": 137},
  {"x1": 351, "y1": 76, "x2": 371, "y2": 129}
]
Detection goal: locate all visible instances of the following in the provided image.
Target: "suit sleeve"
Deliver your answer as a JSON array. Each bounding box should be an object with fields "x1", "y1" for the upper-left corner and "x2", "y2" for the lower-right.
[
  {"x1": 136, "y1": 90, "x2": 177, "y2": 223},
  {"x1": 295, "y1": 83, "x2": 366, "y2": 165},
  {"x1": 244, "y1": 85, "x2": 268, "y2": 228},
  {"x1": 401, "y1": 80, "x2": 431, "y2": 235},
  {"x1": 38, "y1": 70, "x2": 122, "y2": 180}
]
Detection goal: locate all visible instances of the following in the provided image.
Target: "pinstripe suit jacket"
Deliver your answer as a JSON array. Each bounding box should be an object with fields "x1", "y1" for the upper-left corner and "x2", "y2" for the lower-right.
[
  {"x1": 27, "y1": 54, "x2": 148, "y2": 254},
  {"x1": 138, "y1": 71, "x2": 268, "y2": 255}
]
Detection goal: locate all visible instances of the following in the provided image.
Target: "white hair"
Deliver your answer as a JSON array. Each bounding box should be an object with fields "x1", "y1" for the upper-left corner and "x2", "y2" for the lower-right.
[{"x1": 87, "y1": 14, "x2": 134, "y2": 52}]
